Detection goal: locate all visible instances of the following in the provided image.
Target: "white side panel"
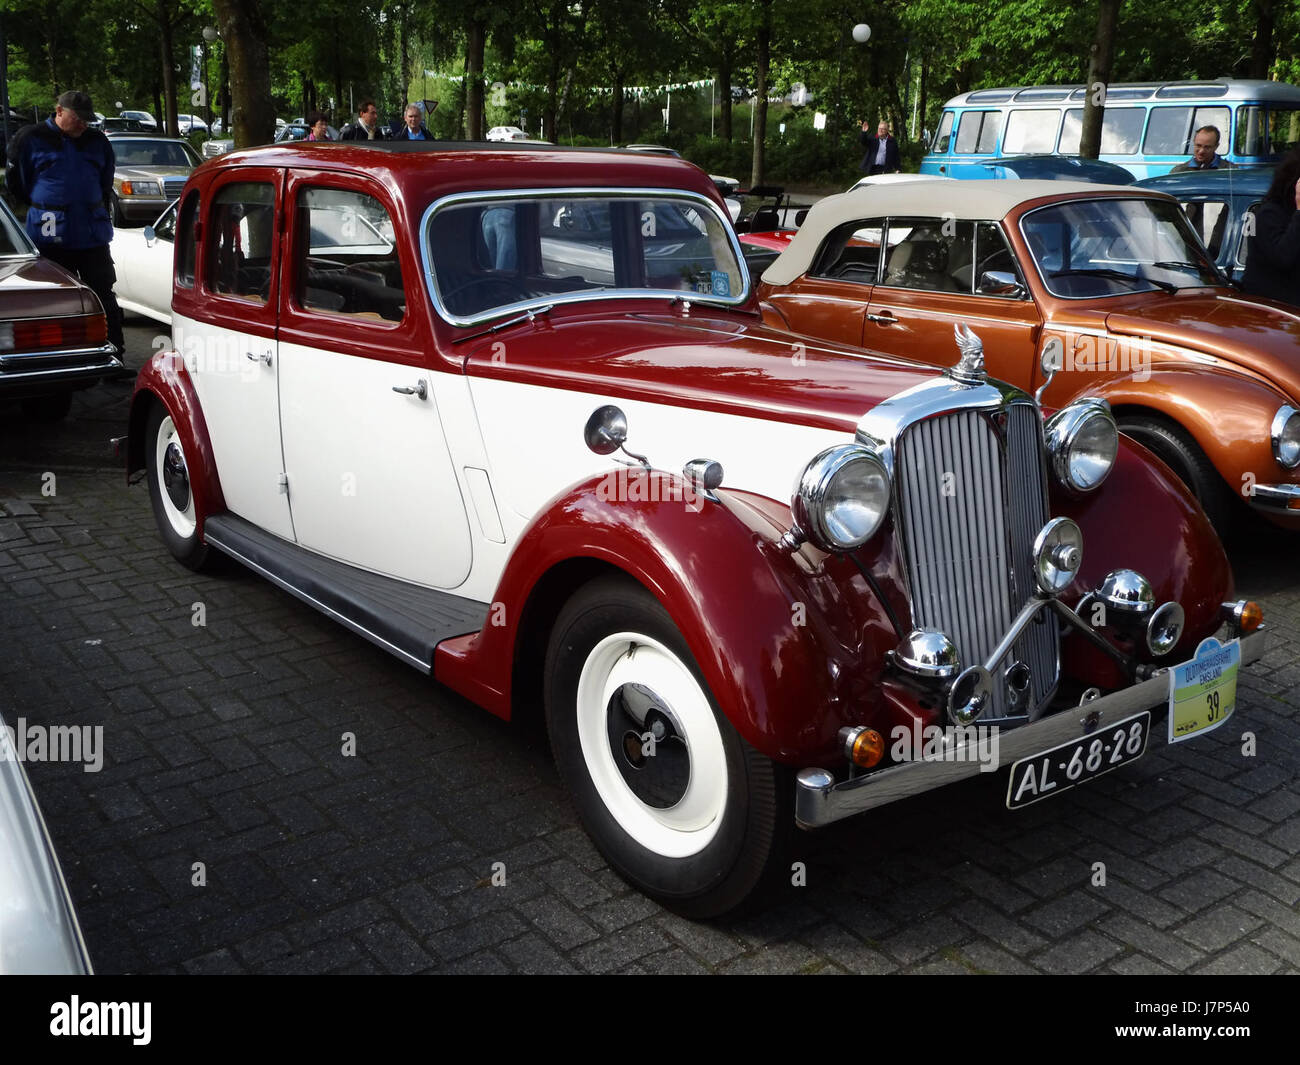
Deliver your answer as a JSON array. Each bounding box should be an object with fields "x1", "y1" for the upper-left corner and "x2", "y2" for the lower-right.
[
  {"x1": 176, "y1": 313, "x2": 294, "y2": 540},
  {"x1": 112, "y1": 233, "x2": 173, "y2": 325},
  {"x1": 278, "y1": 342, "x2": 473, "y2": 589},
  {"x1": 467, "y1": 376, "x2": 851, "y2": 527}
]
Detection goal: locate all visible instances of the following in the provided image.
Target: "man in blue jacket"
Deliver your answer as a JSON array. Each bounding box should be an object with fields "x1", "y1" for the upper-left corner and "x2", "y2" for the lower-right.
[{"x1": 6, "y1": 91, "x2": 125, "y2": 361}]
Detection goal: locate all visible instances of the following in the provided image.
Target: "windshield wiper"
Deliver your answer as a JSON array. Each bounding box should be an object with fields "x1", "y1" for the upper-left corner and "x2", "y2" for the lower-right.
[
  {"x1": 452, "y1": 304, "x2": 553, "y2": 345},
  {"x1": 1051, "y1": 268, "x2": 1177, "y2": 295}
]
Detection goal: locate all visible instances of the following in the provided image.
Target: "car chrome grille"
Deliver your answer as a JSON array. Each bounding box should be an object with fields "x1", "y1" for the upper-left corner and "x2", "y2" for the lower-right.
[
  {"x1": 894, "y1": 402, "x2": 1057, "y2": 720},
  {"x1": 163, "y1": 177, "x2": 187, "y2": 199}
]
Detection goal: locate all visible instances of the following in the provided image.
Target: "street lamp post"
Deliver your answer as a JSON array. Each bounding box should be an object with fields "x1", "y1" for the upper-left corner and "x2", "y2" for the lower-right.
[{"x1": 202, "y1": 26, "x2": 218, "y2": 131}]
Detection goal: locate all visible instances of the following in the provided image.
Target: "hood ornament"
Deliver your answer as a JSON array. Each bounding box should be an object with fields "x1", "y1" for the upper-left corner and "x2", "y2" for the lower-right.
[{"x1": 950, "y1": 322, "x2": 986, "y2": 385}]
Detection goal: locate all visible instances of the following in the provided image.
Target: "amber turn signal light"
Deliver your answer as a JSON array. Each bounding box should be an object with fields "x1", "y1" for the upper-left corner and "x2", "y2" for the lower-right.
[
  {"x1": 839, "y1": 726, "x2": 885, "y2": 769},
  {"x1": 1220, "y1": 600, "x2": 1263, "y2": 635}
]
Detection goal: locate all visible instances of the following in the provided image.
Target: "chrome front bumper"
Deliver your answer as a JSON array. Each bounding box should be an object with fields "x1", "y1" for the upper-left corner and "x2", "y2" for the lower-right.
[
  {"x1": 794, "y1": 628, "x2": 1265, "y2": 829},
  {"x1": 1248, "y1": 483, "x2": 1300, "y2": 514}
]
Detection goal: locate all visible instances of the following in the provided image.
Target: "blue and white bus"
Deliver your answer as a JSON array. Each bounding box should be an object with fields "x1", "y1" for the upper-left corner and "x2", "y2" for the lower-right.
[{"x1": 921, "y1": 79, "x2": 1300, "y2": 180}]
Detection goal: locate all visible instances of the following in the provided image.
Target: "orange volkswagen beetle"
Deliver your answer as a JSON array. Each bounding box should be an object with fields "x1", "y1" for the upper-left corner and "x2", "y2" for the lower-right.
[{"x1": 758, "y1": 180, "x2": 1300, "y2": 532}]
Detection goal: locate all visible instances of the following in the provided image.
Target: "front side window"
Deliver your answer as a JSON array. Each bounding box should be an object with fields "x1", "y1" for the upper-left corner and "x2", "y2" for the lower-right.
[
  {"x1": 425, "y1": 192, "x2": 745, "y2": 322},
  {"x1": 295, "y1": 186, "x2": 404, "y2": 321},
  {"x1": 1021, "y1": 197, "x2": 1221, "y2": 298},
  {"x1": 207, "y1": 182, "x2": 275, "y2": 302},
  {"x1": 932, "y1": 111, "x2": 955, "y2": 153}
]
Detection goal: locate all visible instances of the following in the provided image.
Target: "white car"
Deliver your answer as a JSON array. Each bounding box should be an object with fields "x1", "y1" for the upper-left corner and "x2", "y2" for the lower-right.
[
  {"x1": 113, "y1": 201, "x2": 178, "y2": 324},
  {"x1": 177, "y1": 114, "x2": 209, "y2": 134},
  {"x1": 486, "y1": 125, "x2": 527, "y2": 142}
]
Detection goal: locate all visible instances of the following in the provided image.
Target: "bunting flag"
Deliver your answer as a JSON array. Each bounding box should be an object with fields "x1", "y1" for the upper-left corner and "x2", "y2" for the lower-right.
[{"x1": 420, "y1": 71, "x2": 716, "y2": 96}]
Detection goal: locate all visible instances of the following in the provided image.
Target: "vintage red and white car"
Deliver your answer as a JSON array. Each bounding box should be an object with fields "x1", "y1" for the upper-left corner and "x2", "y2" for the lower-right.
[{"x1": 124, "y1": 142, "x2": 1263, "y2": 916}]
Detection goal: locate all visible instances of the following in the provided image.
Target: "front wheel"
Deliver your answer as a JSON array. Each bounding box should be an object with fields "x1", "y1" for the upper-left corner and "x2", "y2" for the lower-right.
[
  {"x1": 1117, "y1": 415, "x2": 1236, "y2": 535},
  {"x1": 145, "y1": 403, "x2": 214, "y2": 571},
  {"x1": 545, "y1": 577, "x2": 790, "y2": 918}
]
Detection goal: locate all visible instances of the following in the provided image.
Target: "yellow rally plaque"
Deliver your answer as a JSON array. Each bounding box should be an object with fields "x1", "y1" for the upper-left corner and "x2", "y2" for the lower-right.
[{"x1": 1168, "y1": 636, "x2": 1240, "y2": 744}]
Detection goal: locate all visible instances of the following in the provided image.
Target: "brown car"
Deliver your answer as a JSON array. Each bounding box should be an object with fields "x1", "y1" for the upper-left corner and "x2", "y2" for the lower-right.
[
  {"x1": 0, "y1": 199, "x2": 116, "y2": 420},
  {"x1": 758, "y1": 179, "x2": 1300, "y2": 532}
]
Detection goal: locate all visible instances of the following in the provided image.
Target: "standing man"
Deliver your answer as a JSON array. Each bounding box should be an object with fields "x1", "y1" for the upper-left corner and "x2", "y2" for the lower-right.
[
  {"x1": 340, "y1": 100, "x2": 389, "y2": 141},
  {"x1": 6, "y1": 90, "x2": 124, "y2": 362},
  {"x1": 1170, "y1": 126, "x2": 1235, "y2": 173},
  {"x1": 859, "y1": 120, "x2": 901, "y2": 175},
  {"x1": 395, "y1": 104, "x2": 435, "y2": 141}
]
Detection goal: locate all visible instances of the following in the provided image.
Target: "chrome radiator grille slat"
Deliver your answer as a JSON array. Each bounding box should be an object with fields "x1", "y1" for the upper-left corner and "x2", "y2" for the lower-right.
[{"x1": 896, "y1": 404, "x2": 1058, "y2": 720}]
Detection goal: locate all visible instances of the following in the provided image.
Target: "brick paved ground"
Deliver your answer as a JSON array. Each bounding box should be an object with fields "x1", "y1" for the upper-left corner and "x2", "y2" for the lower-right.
[{"x1": 2, "y1": 323, "x2": 1298, "y2": 974}]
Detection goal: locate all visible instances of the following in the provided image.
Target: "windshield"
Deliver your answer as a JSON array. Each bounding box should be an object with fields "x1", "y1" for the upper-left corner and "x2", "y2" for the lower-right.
[
  {"x1": 425, "y1": 192, "x2": 747, "y2": 323},
  {"x1": 113, "y1": 139, "x2": 199, "y2": 167},
  {"x1": 1020, "y1": 197, "x2": 1221, "y2": 297}
]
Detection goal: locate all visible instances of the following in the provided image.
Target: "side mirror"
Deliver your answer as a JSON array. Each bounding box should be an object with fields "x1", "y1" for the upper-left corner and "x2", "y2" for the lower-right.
[
  {"x1": 143, "y1": 224, "x2": 156, "y2": 247},
  {"x1": 978, "y1": 270, "x2": 1025, "y2": 298}
]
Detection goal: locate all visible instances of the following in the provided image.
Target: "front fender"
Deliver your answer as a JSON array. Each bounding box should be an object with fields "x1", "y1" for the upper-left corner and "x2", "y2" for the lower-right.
[
  {"x1": 1090, "y1": 367, "x2": 1294, "y2": 494},
  {"x1": 126, "y1": 349, "x2": 225, "y2": 533},
  {"x1": 434, "y1": 472, "x2": 903, "y2": 766},
  {"x1": 1053, "y1": 432, "x2": 1234, "y2": 688}
]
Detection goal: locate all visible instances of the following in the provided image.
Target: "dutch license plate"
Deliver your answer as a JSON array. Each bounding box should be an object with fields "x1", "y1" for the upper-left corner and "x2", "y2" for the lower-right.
[{"x1": 1006, "y1": 712, "x2": 1150, "y2": 809}]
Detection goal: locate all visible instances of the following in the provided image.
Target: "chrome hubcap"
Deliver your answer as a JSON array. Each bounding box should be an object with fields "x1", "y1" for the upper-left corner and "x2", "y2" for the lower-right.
[
  {"x1": 162, "y1": 440, "x2": 190, "y2": 511},
  {"x1": 606, "y1": 681, "x2": 690, "y2": 809}
]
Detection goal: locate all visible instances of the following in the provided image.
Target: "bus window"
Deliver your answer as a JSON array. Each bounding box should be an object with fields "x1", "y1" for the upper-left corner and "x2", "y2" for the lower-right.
[
  {"x1": 955, "y1": 111, "x2": 1002, "y2": 154},
  {"x1": 1142, "y1": 105, "x2": 1229, "y2": 155},
  {"x1": 932, "y1": 111, "x2": 954, "y2": 153},
  {"x1": 1236, "y1": 106, "x2": 1300, "y2": 154},
  {"x1": 1059, "y1": 107, "x2": 1145, "y2": 154},
  {"x1": 1003, "y1": 110, "x2": 1061, "y2": 154}
]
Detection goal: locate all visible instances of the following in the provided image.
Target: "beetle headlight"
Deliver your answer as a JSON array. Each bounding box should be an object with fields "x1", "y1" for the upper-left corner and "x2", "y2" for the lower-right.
[
  {"x1": 790, "y1": 444, "x2": 890, "y2": 551},
  {"x1": 1044, "y1": 398, "x2": 1118, "y2": 492},
  {"x1": 1271, "y1": 405, "x2": 1300, "y2": 469}
]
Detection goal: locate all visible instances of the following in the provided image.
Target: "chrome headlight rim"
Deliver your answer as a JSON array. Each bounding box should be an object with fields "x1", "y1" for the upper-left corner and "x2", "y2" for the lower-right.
[
  {"x1": 790, "y1": 443, "x2": 891, "y2": 552},
  {"x1": 1032, "y1": 517, "x2": 1084, "y2": 595},
  {"x1": 1044, "y1": 398, "x2": 1119, "y2": 493},
  {"x1": 1271, "y1": 404, "x2": 1300, "y2": 470}
]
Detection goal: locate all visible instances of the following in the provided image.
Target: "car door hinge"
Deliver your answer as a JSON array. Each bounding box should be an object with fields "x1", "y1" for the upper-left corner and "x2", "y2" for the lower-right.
[{"x1": 277, "y1": 472, "x2": 289, "y2": 496}]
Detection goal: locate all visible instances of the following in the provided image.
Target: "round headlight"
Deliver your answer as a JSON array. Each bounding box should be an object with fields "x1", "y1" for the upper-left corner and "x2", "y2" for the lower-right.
[
  {"x1": 1271, "y1": 405, "x2": 1300, "y2": 469},
  {"x1": 1045, "y1": 399, "x2": 1118, "y2": 492},
  {"x1": 791, "y1": 444, "x2": 891, "y2": 551}
]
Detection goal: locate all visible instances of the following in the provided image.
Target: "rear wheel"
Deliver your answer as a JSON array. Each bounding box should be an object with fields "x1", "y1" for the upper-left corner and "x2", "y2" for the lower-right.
[
  {"x1": 1118, "y1": 415, "x2": 1236, "y2": 535},
  {"x1": 545, "y1": 577, "x2": 790, "y2": 918},
  {"x1": 146, "y1": 403, "x2": 214, "y2": 571}
]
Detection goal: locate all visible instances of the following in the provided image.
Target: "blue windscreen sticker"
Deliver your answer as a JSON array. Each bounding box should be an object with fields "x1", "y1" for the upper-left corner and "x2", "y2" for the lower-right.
[{"x1": 710, "y1": 271, "x2": 731, "y2": 298}]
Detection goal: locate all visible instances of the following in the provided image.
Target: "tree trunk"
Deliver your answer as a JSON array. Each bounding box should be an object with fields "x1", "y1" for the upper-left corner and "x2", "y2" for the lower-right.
[
  {"x1": 466, "y1": 18, "x2": 486, "y2": 140},
  {"x1": 1079, "y1": 0, "x2": 1122, "y2": 159},
  {"x1": 718, "y1": 51, "x2": 732, "y2": 141},
  {"x1": 544, "y1": 57, "x2": 558, "y2": 143},
  {"x1": 918, "y1": 52, "x2": 929, "y2": 145},
  {"x1": 212, "y1": 0, "x2": 275, "y2": 150},
  {"x1": 1248, "y1": 0, "x2": 1277, "y2": 79},
  {"x1": 610, "y1": 73, "x2": 624, "y2": 145},
  {"x1": 157, "y1": 0, "x2": 178, "y2": 138},
  {"x1": 750, "y1": 0, "x2": 771, "y2": 187}
]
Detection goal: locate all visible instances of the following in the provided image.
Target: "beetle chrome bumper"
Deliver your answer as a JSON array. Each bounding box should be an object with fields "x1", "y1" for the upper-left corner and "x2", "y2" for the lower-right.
[
  {"x1": 794, "y1": 629, "x2": 1265, "y2": 829},
  {"x1": 1248, "y1": 483, "x2": 1300, "y2": 514}
]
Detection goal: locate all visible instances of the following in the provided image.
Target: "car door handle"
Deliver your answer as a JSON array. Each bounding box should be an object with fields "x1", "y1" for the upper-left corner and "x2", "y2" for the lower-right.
[
  {"x1": 392, "y1": 381, "x2": 428, "y2": 400},
  {"x1": 866, "y1": 311, "x2": 897, "y2": 324},
  {"x1": 245, "y1": 351, "x2": 272, "y2": 366}
]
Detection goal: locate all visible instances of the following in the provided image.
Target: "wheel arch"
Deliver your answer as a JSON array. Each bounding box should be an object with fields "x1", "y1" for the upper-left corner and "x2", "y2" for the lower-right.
[{"x1": 127, "y1": 350, "x2": 226, "y2": 531}]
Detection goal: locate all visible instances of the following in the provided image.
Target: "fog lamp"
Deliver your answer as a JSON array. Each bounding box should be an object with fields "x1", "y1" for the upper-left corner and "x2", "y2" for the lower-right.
[
  {"x1": 1096, "y1": 569, "x2": 1154, "y2": 616},
  {"x1": 1032, "y1": 518, "x2": 1083, "y2": 595}
]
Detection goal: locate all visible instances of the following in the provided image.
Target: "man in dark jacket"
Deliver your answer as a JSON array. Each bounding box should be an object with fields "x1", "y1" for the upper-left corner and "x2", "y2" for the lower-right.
[
  {"x1": 1242, "y1": 146, "x2": 1300, "y2": 308},
  {"x1": 394, "y1": 104, "x2": 435, "y2": 140},
  {"x1": 6, "y1": 90, "x2": 125, "y2": 359},
  {"x1": 340, "y1": 100, "x2": 390, "y2": 141},
  {"x1": 859, "y1": 120, "x2": 901, "y2": 174}
]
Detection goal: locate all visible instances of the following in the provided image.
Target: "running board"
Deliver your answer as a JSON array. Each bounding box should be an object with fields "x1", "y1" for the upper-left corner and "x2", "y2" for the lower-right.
[{"x1": 203, "y1": 514, "x2": 488, "y2": 673}]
